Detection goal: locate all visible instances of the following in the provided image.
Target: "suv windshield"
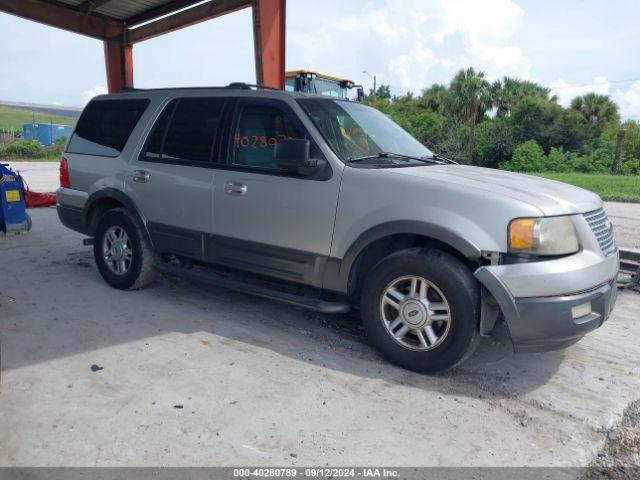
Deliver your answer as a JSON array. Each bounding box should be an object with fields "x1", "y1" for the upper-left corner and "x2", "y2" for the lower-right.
[{"x1": 299, "y1": 98, "x2": 433, "y2": 165}]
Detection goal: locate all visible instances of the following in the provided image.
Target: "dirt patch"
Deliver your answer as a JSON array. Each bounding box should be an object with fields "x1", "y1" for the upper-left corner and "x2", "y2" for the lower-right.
[{"x1": 583, "y1": 399, "x2": 640, "y2": 479}]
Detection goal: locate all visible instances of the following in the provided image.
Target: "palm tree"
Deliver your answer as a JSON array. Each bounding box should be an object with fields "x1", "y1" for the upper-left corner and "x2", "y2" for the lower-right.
[
  {"x1": 419, "y1": 84, "x2": 449, "y2": 112},
  {"x1": 570, "y1": 93, "x2": 619, "y2": 127},
  {"x1": 446, "y1": 67, "x2": 492, "y2": 163},
  {"x1": 491, "y1": 77, "x2": 553, "y2": 116}
]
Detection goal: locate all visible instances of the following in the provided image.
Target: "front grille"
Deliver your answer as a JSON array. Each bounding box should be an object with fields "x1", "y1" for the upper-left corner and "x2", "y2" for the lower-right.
[{"x1": 583, "y1": 208, "x2": 617, "y2": 256}]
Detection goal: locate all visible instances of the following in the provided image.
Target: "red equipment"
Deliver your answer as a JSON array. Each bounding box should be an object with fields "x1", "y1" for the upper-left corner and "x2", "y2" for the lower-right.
[{"x1": 22, "y1": 178, "x2": 56, "y2": 208}]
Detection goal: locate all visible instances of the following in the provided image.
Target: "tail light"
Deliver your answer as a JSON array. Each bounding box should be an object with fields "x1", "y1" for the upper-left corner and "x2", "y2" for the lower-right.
[{"x1": 59, "y1": 157, "x2": 70, "y2": 188}]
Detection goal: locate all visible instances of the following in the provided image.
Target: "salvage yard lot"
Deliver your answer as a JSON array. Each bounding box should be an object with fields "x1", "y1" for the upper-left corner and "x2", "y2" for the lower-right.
[{"x1": 0, "y1": 208, "x2": 639, "y2": 469}]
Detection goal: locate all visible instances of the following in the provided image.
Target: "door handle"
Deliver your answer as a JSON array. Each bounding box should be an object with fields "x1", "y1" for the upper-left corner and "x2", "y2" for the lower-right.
[
  {"x1": 132, "y1": 170, "x2": 150, "y2": 183},
  {"x1": 224, "y1": 181, "x2": 247, "y2": 196}
]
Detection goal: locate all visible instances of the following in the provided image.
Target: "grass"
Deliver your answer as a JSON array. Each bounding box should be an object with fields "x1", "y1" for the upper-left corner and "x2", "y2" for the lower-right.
[
  {"x1": 534, "y1": 172, "x2": 640, "y2": 203},
  {"x1": 0, "y1": 106, "x2": 76, "y2": 132}
]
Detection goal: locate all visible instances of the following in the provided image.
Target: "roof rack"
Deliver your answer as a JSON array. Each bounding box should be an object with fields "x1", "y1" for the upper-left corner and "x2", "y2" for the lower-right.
[
  {"x1": 226, "y1": 82, "x2": 281, "y2": 91},
  {"x1": 119, "y1": 83, "x2": 283, "y2": 93}
]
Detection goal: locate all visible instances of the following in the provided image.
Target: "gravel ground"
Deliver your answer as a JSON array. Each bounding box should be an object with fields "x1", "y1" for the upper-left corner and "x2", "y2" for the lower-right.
[{"x1": 584, "y1": 399, "x2": 640, "y2": 479}]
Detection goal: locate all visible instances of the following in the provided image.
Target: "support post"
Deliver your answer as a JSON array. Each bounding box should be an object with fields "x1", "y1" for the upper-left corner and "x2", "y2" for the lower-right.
[
  {"x1": 103, "y1": 40, "x2": 133, "y2": 93},
  {"x1": 252, "y1": 0, "x2": 285, "y2": 89}
]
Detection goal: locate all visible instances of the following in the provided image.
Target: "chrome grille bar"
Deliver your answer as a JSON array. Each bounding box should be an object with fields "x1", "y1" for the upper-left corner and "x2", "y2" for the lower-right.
[{"x1": 583, "y1": 208, "x2": 617, "y2": 256}]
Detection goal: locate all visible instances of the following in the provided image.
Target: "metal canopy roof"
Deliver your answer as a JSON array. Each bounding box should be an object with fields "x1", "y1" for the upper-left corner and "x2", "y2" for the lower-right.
[
  {"x1": 54, "y1": 0, "x2": 182, "y2": 23},
  {"x1": 52, "y1": 0, "x2": 228, "y2": 27},
  {"x1": 0, "y1": 0, "x2": 253, "y2": 42},
  {"x1": 53, "y1": 0, "x2": 163, "y2": 21}
]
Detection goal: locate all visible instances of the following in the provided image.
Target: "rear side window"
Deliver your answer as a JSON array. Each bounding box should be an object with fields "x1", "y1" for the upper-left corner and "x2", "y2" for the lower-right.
[
  {"x1": 67, "y1": 99, "x2": 149, "y2": 157},
  {"x1": 142, "y1": 97, "x2": 226, "y2": 164}
]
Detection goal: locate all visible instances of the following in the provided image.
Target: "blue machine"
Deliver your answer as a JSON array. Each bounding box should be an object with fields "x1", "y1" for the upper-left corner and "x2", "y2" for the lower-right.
[
  {"x1": 22, "y1": 123, "x2": 73, "y2": 146},
  {"x1": 0, "y1": 163, "x2": 31, "y2": 234}
]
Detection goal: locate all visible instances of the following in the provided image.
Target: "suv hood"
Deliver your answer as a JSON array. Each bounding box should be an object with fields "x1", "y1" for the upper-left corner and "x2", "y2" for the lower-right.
[{"x1": 386, "y1": 165, "x2": 602, "y2": 216}]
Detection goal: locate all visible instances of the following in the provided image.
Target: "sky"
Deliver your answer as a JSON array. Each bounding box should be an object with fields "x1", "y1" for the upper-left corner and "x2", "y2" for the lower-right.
[{"x1": 1, "y1": 0, "x2": 639, "y2": 119}]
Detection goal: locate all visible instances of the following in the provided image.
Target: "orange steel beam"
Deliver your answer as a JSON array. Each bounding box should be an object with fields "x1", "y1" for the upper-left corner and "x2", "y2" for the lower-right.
[
  {"x1": 0, "y1": 0, "x2": 122, "y2": 40},
  {"x1": 104, "y1": 40, "x2": 133, "y2": 93},
  {"x1": 252, "y1": 0, "x2": 285, "y2": 89},
  {"x1": 126, "y1": 0, "x2": 252, "y2": 44}
]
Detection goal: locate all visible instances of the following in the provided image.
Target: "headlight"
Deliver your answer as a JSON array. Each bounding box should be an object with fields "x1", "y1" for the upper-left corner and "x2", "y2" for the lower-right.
[{"x1": 508, "y1": 216, "x2": 579, "y2": 256}]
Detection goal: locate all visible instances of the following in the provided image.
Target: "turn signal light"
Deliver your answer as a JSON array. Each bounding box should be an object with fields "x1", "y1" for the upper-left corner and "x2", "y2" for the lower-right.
[{"x1": 509, "y1": 218, "x2": 536, "y2": 250}]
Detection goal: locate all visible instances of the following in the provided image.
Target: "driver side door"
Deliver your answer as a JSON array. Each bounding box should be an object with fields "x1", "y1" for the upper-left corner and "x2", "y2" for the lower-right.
[{"x1": 207, "y1": 98, "x2": 342, "y2": 287}]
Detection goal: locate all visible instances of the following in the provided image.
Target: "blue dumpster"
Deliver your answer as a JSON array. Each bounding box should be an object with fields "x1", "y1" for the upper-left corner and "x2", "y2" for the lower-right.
[{"x1": 22, "y1": 123, "x2": 72, "y2": 146}]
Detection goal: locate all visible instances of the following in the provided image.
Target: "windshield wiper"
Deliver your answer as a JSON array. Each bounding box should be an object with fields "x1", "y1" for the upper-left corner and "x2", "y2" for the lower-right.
[
  {"x1": 348, "y1": 152, "x2": 394, "y2": 163},
  {"x1": 428, "y1": 153, "x2": 458, "y2": 165},
  {"x1": 348, "y1": 152, "x2": 442, "y2": 164}
]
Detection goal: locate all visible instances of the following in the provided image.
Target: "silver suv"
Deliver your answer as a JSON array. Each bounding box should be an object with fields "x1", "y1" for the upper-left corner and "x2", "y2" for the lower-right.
[{"x1": 57, "y1": 85, "x2": 619, "y2": 373}]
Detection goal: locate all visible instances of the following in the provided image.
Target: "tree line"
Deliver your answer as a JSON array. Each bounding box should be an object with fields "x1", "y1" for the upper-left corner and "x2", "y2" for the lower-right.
[{"x1": 365, "y1": 67, "x2": 640, "y2": 175}]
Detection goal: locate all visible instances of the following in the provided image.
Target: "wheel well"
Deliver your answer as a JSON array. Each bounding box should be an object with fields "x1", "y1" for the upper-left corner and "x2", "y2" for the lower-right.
[
  {"x1": 86, "y1": 198, "x2": 125, "y2": 235},
  {"x1": 347, "y1": 234, "x2": 479, "y2": 299}
]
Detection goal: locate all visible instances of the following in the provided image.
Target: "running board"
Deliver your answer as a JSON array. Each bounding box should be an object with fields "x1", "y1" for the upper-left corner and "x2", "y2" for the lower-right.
[{"x1": 155, "y1": 262, "x2": 351, "y2": 314}]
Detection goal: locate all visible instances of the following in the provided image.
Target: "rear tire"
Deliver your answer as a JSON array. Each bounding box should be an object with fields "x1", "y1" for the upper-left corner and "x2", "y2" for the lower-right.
[
  {"x1": 360, "y1": 248, "x2": 480, "y2": 373},
  {"x1": 93, "y1": 208, "x2": 157, "y2": 290}
]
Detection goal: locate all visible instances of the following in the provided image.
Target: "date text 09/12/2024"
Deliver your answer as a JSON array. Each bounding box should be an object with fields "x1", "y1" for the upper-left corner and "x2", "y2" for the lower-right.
[{"x1": 232, "y1": 468, "x2": 400, "y2": 478}]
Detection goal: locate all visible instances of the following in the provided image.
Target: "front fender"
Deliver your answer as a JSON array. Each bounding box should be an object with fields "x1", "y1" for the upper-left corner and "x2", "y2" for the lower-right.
[{"x1": 322, "y1": 220, "x2": 482, "y2": 294}]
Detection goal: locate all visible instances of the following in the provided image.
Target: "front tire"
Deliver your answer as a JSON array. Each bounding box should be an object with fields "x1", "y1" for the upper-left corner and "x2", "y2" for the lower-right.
[
  {"x1": 93, "y1": 208, "x2": 156, "y2": 290},
  {"x1": 360, "y1": 248, "x2": 480, "y2": 373}
]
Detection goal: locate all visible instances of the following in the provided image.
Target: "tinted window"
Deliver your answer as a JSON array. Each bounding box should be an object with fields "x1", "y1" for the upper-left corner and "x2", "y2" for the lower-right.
[
  {"x1": 231, "y1": 104, "x2": 305, "y2": 170},
  {"x1": 144, "y1": 97, "x2": 225, "y2": 164},
  {"x1": 144, "y1": 100, "x2": 176, "y2": 160},
  {"x1": 68, "y1": 99, "x2": 149, "y2": 157}
]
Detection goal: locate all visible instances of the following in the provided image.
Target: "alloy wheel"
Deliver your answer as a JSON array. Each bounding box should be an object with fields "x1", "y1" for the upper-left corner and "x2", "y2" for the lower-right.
[
  {"x1": 379, "y1": 275, "x2": 452, "y2": 351},
  {"x1": 102, "y1": 226, "x2": 133, "y2": 275}
]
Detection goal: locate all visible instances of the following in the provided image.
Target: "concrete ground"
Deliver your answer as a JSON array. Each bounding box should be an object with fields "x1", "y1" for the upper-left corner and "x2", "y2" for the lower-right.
[
  {"x1": 6, "y1": 161, "x2": 640, "y2": 249},
  {"x1": 0, "y1": 208, "x2": 639, "y2": 469},
  {"x1": 602, "y1": 201, "x2": 640, "y2": 251},
  {"x1": 4, "y1": 161, "x2": 57, "y2": 193}
]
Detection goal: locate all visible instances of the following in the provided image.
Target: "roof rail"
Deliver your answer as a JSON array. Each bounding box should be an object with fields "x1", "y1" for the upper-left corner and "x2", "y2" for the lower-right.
[
  {"x1": 226, "y1": 82, "x2": 252, "y2": 90},
  {"x1": 114, "y1": 83, "x2": 284, "y2": 93},
  {"x1": 225, "y1": 82, "x2": 282, "y2": 91}
]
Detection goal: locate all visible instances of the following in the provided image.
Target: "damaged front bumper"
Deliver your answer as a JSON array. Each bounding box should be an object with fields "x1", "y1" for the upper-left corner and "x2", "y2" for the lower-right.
[{"x1": 475, "y1": 248, "x2": 619, "y2": 353}]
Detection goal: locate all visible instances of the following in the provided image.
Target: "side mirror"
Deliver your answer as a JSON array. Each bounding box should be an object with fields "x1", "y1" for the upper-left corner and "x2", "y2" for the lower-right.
[{"x1": 275, "y1": 139, "x2": 323, "y2": 175}]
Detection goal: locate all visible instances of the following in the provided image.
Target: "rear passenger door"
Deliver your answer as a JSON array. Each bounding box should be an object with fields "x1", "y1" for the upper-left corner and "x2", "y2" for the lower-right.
[
  {"x1": 125, "y1": 97, "x2": 225, "y2": 260},
  {"x1": 208, "y1": 98, "x2": 342, "y2": 287}
]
